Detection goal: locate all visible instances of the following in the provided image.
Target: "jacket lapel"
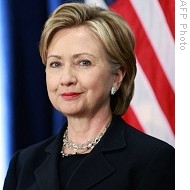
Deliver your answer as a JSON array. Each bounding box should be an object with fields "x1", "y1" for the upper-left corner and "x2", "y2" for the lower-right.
[
  {"x1": 34, "y1": 127, "x2": 65, "y2": 190},
  {"x1": 34, "y1": 152, "x2": 60, "y2": 190}
]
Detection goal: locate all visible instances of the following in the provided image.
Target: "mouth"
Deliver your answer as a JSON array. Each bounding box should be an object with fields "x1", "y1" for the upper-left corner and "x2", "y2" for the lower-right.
[{"x1": 61, "y1": 92, "x2": 82, "y2": 100}]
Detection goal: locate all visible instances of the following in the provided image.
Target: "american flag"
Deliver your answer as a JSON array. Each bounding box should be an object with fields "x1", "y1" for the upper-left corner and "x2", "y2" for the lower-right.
[
  {"x1": 83, "y1": 0, "x2": 175, "y2": 146},
  {"x1": 55, "y1": 0, "x2": 175, "y2": 146}
]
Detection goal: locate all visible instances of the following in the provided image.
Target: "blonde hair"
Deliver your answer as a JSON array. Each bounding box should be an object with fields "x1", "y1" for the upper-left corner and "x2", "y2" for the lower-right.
[{"x1": 39, "y1": 2, "x2": 137, "y2": 115}]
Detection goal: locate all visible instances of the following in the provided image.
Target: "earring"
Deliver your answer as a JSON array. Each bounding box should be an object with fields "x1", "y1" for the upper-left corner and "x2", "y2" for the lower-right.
[{"x1": 111, "y1": 87, "x2": 117, "y2": 95}]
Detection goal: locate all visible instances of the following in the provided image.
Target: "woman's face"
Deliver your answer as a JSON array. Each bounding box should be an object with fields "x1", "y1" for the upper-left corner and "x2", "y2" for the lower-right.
[{"x1": 46, "y1": 26, "x2": 120, "y2": 117}]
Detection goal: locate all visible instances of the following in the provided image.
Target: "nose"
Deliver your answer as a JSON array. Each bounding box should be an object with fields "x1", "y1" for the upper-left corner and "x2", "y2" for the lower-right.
[{"x1": 60, "y1": 64, "x2": 77, "y2": 86}]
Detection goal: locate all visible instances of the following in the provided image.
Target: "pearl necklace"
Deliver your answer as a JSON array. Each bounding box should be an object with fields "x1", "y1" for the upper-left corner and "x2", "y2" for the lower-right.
[{"x1": 61, "y1": 123, "x2": 110, "y2": 157}]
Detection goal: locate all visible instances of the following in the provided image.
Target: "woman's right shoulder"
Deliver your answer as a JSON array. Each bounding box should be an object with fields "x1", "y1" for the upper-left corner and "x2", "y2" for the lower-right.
[{"x1": 9, "y1": 134, "x2": 58, "y2": 164}]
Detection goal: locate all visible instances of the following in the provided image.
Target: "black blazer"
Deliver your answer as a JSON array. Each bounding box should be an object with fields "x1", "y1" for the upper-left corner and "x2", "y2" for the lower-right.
[{"x1": 3, "y1": 115, "x2": 175, "y2": 190}]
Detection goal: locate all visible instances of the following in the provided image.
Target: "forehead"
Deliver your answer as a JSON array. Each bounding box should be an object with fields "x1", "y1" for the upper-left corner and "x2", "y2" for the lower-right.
[{"x1": 48, "y1": 26, "x2": 104, "y2": 55}]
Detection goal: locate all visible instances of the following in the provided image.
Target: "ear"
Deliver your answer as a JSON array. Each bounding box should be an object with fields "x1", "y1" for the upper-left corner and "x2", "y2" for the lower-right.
[{"x1": 113, "y1": 68, "x2": 126, "y2": 89}]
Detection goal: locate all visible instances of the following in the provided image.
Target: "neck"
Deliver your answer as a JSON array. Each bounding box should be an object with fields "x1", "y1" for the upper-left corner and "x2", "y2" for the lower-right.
[{"x1": 66, "y1": 112, "x2": 112, "y2": 144}]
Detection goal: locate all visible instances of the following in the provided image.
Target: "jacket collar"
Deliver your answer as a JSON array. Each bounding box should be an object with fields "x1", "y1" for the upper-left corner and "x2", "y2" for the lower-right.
[
  {"x1": 34, "y1": 115, "x2": 128, "y2": 190},
  {"x1": 100, "y1": 114, "x2": 127, "y2": 151}
]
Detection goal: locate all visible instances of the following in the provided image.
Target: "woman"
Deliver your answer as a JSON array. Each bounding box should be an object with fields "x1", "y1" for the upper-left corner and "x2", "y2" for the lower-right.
[{"x1": 3, "y1": 2, "x2": 175, "y2": 190}]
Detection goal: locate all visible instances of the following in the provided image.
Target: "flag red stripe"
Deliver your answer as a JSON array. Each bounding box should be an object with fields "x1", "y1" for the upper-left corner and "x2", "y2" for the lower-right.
[
  {"x1": 158, "y1": 0, "x2": 175, "y2": 39},
  {"x1": 122, "y1": 106, "x2": 144, "y2": 132},
  {"x1": 110, "y1": 0, "x2": 175, "y2": 134}
]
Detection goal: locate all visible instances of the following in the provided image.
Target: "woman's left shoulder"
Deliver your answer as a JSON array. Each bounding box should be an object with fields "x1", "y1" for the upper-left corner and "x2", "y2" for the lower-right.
[{"x1": 125, "y1": 122, "x2": 175, "y2": 153}]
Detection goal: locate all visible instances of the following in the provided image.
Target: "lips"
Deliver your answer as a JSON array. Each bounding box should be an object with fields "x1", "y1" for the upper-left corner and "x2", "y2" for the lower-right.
[{"x1": 61, "y1": 92, "x2": 82, "y2": 100}]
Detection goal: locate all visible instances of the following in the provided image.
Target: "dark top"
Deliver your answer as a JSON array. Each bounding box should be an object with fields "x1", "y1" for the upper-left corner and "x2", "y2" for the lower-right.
[
  {"x1": 59, "y1": 154, "x2": 87, "y2": 189},
  {"x1": 3, "y1": 115, "x2": 175, "y2": 190}
]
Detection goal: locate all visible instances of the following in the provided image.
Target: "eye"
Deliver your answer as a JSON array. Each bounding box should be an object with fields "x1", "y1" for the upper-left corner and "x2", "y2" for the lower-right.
[
  {"x1": 49, "y1": 62, "x2": 61, "y2": 68},
  {"x1": 78, "y1": 60, "x2": 91, "y2": 66}
]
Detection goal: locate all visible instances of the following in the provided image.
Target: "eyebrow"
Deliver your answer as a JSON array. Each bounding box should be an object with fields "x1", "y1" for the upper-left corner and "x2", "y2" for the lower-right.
[
  {"x1": 47, "y1": 53, "x2": 96, "y2": 60},
  {"x1": 73, "y1": 53, "x2": 96, "y2": 58},
  {"x1": 47, "y1": 55, "x2": 62, "y2": 60}
]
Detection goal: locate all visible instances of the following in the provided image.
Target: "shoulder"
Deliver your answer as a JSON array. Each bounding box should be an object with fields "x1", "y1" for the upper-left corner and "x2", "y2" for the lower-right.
[
  {"x1": 122, "y1": 123, "x2": 175, "y2": 189},
  {"x1": 9, "y1": 133, "x2": 60, "y2": 169},
  {"x1": 3, "y1": 132, "x2": 62, "y2": 189},
  {"x1": 126, "y1": 122, "x2": 174, "y2": 151},
  {"x1": 114, "y1": 115, "x2": 174, "y2": 156},
  {"x1": 120, "y1": 119, "x2": 175, "y2": 172},
  {"x1": 20, "y1": 134, "x2": 56, "y2": 153}
]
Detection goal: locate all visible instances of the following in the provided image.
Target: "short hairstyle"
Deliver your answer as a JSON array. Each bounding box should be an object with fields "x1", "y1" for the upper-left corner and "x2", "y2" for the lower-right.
[{"x1": 39, "y1": 2, "x2": 137, "y2": 115}]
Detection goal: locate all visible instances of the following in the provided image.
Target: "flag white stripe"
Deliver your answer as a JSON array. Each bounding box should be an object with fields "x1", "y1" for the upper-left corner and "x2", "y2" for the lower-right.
[
  {"x1": 132, "y1": 61, "x2": 175, "y2": 146},
  {"x1": 84, "y1": 0, "x2": 107, "y2": 9},
  {"x1": 130, "y1": 0, "x2": 175, "y2": 89}
]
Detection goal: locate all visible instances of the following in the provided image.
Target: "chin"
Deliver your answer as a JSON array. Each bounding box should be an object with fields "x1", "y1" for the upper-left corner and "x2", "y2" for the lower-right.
[{"x1": 59, "y1": 108, "x2": 82, "y2": 116}]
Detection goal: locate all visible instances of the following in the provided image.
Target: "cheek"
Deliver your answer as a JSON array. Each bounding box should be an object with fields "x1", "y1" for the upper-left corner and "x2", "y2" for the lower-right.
[
  {"x1": 85, "y1": 72, "x2": 112, "y2": 93},
  {"x1": 46, "y1": 75, "x2": 58, "y2": 94}
]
